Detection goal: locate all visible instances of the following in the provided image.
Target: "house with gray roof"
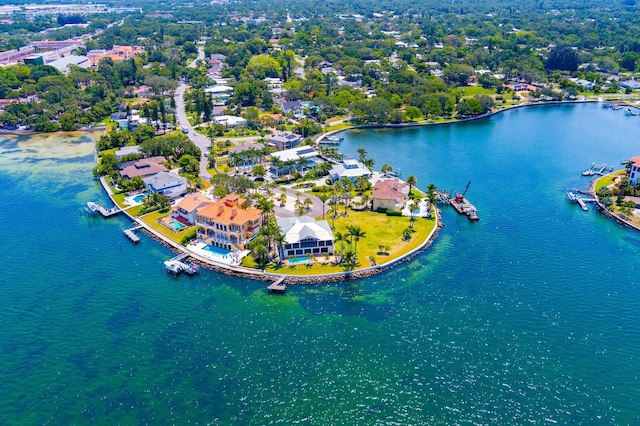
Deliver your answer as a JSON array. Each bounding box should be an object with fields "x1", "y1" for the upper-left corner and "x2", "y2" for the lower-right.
[
  {"x1": 276, "y1": 216, "x2": 334, "y2": 259},
  {"x1": 267, "y1": 131, "x2": 302, "y2": 151},
  {"x1": 328, "y1": 155, "x2": 371, "y2": 183},
  {"x1": 143, "y1": 171, "x2": 187, "y2": 199}
]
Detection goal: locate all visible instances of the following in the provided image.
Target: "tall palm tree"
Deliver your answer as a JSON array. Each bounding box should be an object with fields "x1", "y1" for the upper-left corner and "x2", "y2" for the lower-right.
[
  {"x1": 346, "y1": 225, "x2": 366, "y2": 257},
  {"x1": 357, "y1": 147, "x2": 368, "y2": 163},
  {"x1": 319, "y1": 193, "x2": 329, "y2": 219},
  {"x1": 333, "y1": 231, "x2": 346, "y2": 260},
  {"x1": 406, "y1": 175, "x2": 417, "y2": 196},
  {"x1": 271, "y1": 156, "x2": 283, "y2": 177}
]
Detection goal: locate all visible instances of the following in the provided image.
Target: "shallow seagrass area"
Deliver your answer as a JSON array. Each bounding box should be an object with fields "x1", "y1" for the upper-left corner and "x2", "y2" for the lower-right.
[{"x1": 2, "y1": 103, "x2": 640, "y2": 424}]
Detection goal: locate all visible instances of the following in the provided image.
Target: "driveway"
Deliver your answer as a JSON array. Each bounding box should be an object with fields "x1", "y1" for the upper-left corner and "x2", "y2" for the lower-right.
[{"x1": 273, "y1": 187, "x2": 327, "y2": 219}]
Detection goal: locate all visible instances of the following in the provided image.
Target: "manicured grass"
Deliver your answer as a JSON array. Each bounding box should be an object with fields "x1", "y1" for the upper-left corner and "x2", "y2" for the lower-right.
[
  {"x1": 111, "y1": 192, "x2": 127, "y2": 208},
  {"x1": 325, "y1": 122, "x2": 352, "y2": 132},
  {"x1": 138, "y1": 211, "x2": 194, "y2": 243},
  {"x1": 325, "y1": 115, "x2": 349, "y2": 124},
  {"x1": 245, "y1": 208, "x2": 437, "y2": 276},
  {"x1": 595, "y1": 169, "x2": 625, "y2": 189},
  {"x1": 460, "y1": 86, "x2": 495, "y2": 96}
]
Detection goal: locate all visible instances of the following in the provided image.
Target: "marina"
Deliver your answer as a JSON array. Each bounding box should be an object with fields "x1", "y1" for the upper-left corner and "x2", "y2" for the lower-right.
[{"x1": 581, "y1": 162, "x2": 611, "y2": 177}]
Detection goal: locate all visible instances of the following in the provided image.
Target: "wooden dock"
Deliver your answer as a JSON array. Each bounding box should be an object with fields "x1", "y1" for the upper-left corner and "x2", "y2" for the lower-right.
[
  {"x1": 268, "y1": 276, "x2": 287, "y2": 293},
  {"x1": 87, "y1": 201, "x2": 121, "y2": 217},
  {"x1": 123, "y1": 225, "x2": 143, "y2": 243},
  {"x1": 449, "y1": 198, "x2": 479, "y2": 221}
]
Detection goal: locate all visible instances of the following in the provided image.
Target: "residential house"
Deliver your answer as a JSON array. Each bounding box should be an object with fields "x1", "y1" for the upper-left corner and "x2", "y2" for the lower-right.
[
  {"x1": 171, "y1": 192, "x2": 212, "y2": 225},
  {"x1": 276, "y1": 216, "x2": 334, "y2": 259},
  {"x1": 270, "y1": 146, "x2": 322, "y2": 176},
  {"x1": 213, "y1": 115, "x2": 247, "y2": 128},
  {"x1": 371, "y1": 178, "x2": 409, "y2": 211},
  {"x1": 328, "y1": 156, "x2": 371, "y2": 183},
  {"x1": 143, "y1": 171, "x2": 187, "y2": 199},
  {"x1": 115, "y1": 145, "x2": 141, "y2": 160},
  {"x1": 267, "y1": 132, "x2": 302, "y2": 151},
  {"x1": 627, "y1": 156, "x2": 640, "y2": 186},
  {"x1": 195, "y1": 194, "x2": 262, "y2": 251},
  {"x1": 119, "y1": 156, "x2": 167, "y2": 179}
]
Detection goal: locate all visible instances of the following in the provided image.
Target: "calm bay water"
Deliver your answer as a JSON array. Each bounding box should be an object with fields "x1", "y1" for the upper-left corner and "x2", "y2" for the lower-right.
[{"x1": 1, "y1": 103, "x2": 640, "y2": 424}]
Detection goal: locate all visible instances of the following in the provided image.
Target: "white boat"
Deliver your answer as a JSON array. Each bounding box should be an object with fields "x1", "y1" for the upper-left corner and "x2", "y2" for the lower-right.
[
  {"x1": 164, "y1": 260, "x2": 182, "y2": 274},
  {"x1": 567, "y1": 191, "x2": 578, "y2": 203},
  {"x1": 326, "y1": 135, "x2": 344, "y2": 142},
  {"x1": 182, "y1": 262, "x2": 200, "y2": 275},
  {"x1": 86, "y1": 201, "x2": 100, "y2": 212}
]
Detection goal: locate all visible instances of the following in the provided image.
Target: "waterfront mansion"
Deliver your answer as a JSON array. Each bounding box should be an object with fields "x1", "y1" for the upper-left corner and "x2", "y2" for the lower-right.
[{"x1": 195, "y1": 194, "x2": 262, "y2": 251}]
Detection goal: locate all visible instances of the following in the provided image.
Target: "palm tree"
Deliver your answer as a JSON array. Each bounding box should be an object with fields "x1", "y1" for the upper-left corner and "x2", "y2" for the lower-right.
[
  {"x1": 363, "y1": 157, "x2": 375, "y2": 171},
  {"x1": 318, "y1": 193, "x2": 329, "y2": 219},
  {"x1": 346, "y1": 225, "x2": 366, "y2": 258},
  {"x1": 333, "y1": 231, "x2": 346, "y2": 260},
  {"x1": 342, "y1": 250, "x2": 357, "y2": 270},
  {"x1": 406, "y1": 175, "x2": 417, "y2": 197},
  {"x1": 271, "y1": 156, "x2": 284, "y2": 177},
  {"x1": 329, "y1": 204, "x2": 339, "y2": 229},
  {"x1": 357, "y1": 147, "x2": 368, "y2": 163},
  {"x1": 381, "y1": 163, "x2": 393, "y2": 176},
  {"x1": 408, "y1": 200, "x2": 418, "y2": 227},
  {"x1": 303, "y1": 197, "x2": 313, "y2": 211},
  {"x1": 255, "y1": 195, "x2": 275, "y2": 224}
]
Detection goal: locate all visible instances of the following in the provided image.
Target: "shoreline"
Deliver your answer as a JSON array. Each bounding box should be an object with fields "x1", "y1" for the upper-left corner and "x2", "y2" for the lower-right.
[
  {"x1": 98, "y1": 176, "x2": 443, "y2": 284},
  {"x1": 317, "y1": 99, "x2": 599, "y2": 141}
]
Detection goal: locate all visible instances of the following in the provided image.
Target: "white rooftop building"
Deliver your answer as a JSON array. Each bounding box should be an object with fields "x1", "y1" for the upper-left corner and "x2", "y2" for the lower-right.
[{"x1": 276, "y1": 216, "x2": 334, "y2": 259}]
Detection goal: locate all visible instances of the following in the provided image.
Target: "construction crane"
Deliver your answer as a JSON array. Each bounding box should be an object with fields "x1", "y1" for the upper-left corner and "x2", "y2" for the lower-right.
[{"x1": 454, "y1": 181, "x2": 471, "y2": 203}]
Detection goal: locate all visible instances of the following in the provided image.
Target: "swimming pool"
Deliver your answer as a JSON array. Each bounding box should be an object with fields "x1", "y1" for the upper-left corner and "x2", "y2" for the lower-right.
[
  {"x1": 169, "y1": 221, "x2": 186, "y2": 231},
  {"x1": 133, "y1": 194, "x2": 146, "y2": 203},
  {"x1": 202, "y1": 245, "x2": 231, "y2": 256},
  {"x1": 288, "y1": 256, "x2": 310, "y2": 265}
]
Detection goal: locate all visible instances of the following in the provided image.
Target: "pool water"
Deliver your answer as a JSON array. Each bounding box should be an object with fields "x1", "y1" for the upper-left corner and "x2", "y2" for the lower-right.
[
  {"x1": 169, "y1": 221, "x2": 186, "y2": 231},
  {"x1": 133, "y1": 194, "x2": 146, "y2": 203},
  {"x1": 202, "y1": 245, "x2": 231, "y2": 256},
  {"x1": 288, "y1": 256, "x2": 311, "y2": 265}
]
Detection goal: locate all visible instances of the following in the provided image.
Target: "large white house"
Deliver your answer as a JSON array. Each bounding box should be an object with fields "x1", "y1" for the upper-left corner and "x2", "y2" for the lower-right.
[
  {"x1": 270, "y1": 146, "x2": 322, "y2": 176},
  {"x1": 627, "y1": 156, "x2": 640, "y2": 186},
  {"x1": 276, "y1": 216, "x2": 334, "y2": 259},
  {"x1": 143, "y1": 171, "x2": 187, "y2": 199},
  {"x1": 328, "y1": 155, "x2": 371, "y2": 183}
]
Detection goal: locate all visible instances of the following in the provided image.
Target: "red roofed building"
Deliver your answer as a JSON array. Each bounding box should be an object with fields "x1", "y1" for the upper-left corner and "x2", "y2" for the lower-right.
[
  {"x1": 119, "y1": 156, "x2": 167, "y2": 179},
  {"x1": 195, "y1": 194, "x2": 262, "y2": 251},
  {"x1": 171, "y1": 193, "x2": 213, "y2": 225},
  {"x1": 371, "y1": 178, "x2": 409, "y2": 211}
]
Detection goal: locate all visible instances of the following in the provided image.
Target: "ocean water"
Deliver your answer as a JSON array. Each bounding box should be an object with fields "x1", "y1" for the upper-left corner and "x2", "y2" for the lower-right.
[{"x1": 1, "y1": 103, "x2": 640, "y2": 424}]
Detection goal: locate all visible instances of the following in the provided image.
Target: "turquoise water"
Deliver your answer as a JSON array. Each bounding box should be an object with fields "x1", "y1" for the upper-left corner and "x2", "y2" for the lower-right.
[
  {"x1": 133, "y1": 194, "x2": 146, "y2": 203},
  {"x1": 202, "y1": 244, "x2": 231, "y2": 256},
  {"x1": 169, "y1": 220, "x2": 186, "y2": 231},
  {"x1": 2, "y1": 104, "x2": 640, "y2": 424}
]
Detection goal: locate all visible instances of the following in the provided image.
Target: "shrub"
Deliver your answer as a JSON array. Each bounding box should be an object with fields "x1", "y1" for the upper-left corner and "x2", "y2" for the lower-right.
[
  {"x1": 311, "y1": 185, "x2": 332, "y2": 193},
  {"x1": 376, "y1": 207, "x2": 388, "y2": 213},
  {"x1": 180, "y1": 228, "x2": 197, "y2": 245},
  {"x1": 386, "y1": 210, "x2": 402, "y2": 216}
]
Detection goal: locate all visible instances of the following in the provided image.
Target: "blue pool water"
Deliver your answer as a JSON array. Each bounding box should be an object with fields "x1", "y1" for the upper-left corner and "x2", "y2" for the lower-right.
[
  {"x1": 288, "y1": 256, "x2": 311, "y2": 265},
  {"x1": 169, "y1": 220, "x2": 185, "y2": 231},
  {"x1": 133, "y1": 194, "x2": 146, "y2": 203},
  {"x1": 202, "y1": 244, "x2": 231, "y2": 256}
]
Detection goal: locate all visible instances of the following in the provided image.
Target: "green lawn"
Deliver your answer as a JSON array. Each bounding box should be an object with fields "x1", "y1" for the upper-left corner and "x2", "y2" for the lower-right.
[
  {"x1": 459, "y1": 86, "x2": 495, "y2": 96},
  {"x1": 139, "y1": 210, "x2": 194, "y2": 243},
  {"x1": 595, "y1": 169, "x2": 626, "y2": 189},
  {"x1": 243, "y1": 209, "x2": 437, "y2": 276},
  {"x1": 325, "y1": 115, "x2": 349, "y2": 124},
  {"x1": 325, "y1": 122, "x2": 352, "y2": 132}
]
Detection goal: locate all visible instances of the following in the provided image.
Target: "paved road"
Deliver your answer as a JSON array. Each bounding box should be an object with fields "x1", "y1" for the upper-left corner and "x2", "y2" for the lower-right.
[
  {"x1": 273, "y1": 187, "x2": 326, "y2": 219},
  {"x1": 174, "y1": 44, "x2": 210, "y2": 180},
  {"x1": 175, "y1": 83, "x2": 212, "y2": 180}
]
